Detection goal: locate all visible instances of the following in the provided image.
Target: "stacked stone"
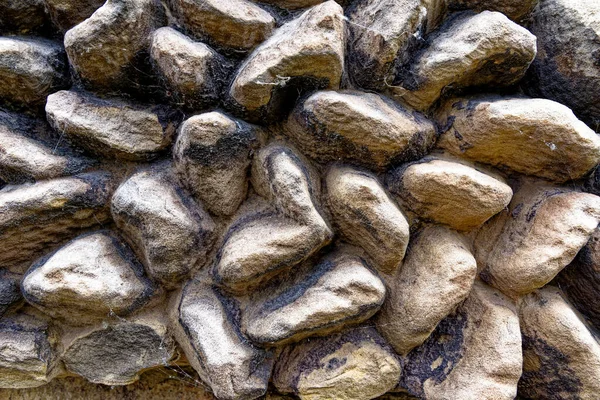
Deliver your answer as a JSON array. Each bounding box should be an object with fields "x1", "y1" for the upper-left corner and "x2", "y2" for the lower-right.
[{"x1": 1, "y1": 0, "x2": 600, "y2": 399}]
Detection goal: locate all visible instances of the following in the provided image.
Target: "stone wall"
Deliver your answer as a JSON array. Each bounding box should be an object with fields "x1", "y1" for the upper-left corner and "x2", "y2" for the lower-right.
[{"x1": 1, "y1": 0, "x2": 600, "y2": 399}]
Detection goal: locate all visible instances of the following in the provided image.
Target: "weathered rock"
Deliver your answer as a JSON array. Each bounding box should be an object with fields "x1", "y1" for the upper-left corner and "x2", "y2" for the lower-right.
[
  {"x1": 527, "y1": 0, "x2": 600, "y2": 128},
  {"x1": 242, "y1": 249, "x2": 386, "y2": 346},
  {"x1": 173, "y1": 112, "x2": 259, "y2": 216},
  {"x1": 150, "y1": 27, "x2": 230, "y2": 109},
  {"x1": 437, "y1": 95, "x2": 600, "y2": 182},
  {"x1": 347, "y1": 0, "x2": 427, "y2": 90},
  {"x1": 273, "y1": 327, "x2": 401, "y2": 399},
  {"x1": 61, "y1": 310, "x2": 175, "y2": 386},
  {"x1": 377, "y1": 226, "x2": 477, "y2": 355},
  {"x1": 392, "y1": 11, "x2": 536, "y2": 111},
  {"x1": 402, "y1": 281, "x2": 522, "y2": 400},
  {"x1": 0, "y1": 0, "x2": 48, "y2": 34},
  {"x1": 447, "y1": 0, "x2": 538, "y2": 21},
  {"x1": 475, "y1": 185, "x2": 600, "y2": 298},
  {"x1": 172, "y1": 0, "x2": 275, "y2": 51},
  {"x1": 0, "y1": 312, "x2": 59, "y2": 389},
  {"x1": 285, "y1": 91, "x2": 437, "y2": 170},
  {"x1": 46, "y1": 90, "x2": 177, "y2": 161},
  {"x1": 229, "y1": 1, "x2": 345, "y2": 117},
  {"x1": 519, "y1": 286, "x2": 600, "y2": 399},
  {"x1": 0, "y1": 271, "x2": 22, "y2": 317},
  {"x1": 0, "y1": 172, "x2": 113, "y2": 269},
  {"x1": 64, "y1": 0, "x2": 164, "y2": 90},
  {"x1": 0, "y1": 110, "x2": 91, "y2": 183},
  {"x1": 0, "y1": 37, "x2": 69, "y2": 107},
  {"x1": 214, "y1": 144, "x2": 332, "y2": 294},
  {"x1": 325, "y1": 166, "x2": 409, "y2": 274},
  {"x1": 44, "y1": 0, "x2": 106, "y2": 32},
  {"x1": 387, "y1": 158, "x2": 513, "y2": 231},
  {"x1": 22, "y1": 231, "x2": 158, "y2": 326},
  {"x1": 112, "y1": 165, "x2": 215, "y2": 289}
]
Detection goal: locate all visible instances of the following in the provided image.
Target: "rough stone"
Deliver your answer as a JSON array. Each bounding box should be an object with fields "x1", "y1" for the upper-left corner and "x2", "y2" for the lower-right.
[
  {"x1": 285, "y1": 90, "x2": 437, "y2": 170},
  {"x1": 0, "y1": 172, "x2": 113, "y2": 269},
  {"x1": 0, "y1": 271, "x2": 22, "y2": 317},
  {"x1": 0, "y1": 37, "x2": 69, "y2": 107},
  {"x1": 519, "y1": 286, "x2": 600, "y2": 399},
  {"x1": 387, "y1": 157, "x2": 513, "y2": 231},
  {"x1": 46, "y1": 90, "x2": 177, "y2": 161},
  {"x1": 527, "y1": 0, "x2": 600, "y2": 128},
  {"x1": 376, "y1": 226, "x2": 477, "y2": 355},
  {"x1": 172, "y1": 0, "x2": 275, "y2": 51},
  {"x1": 22, "y1": 231, "x2": 159, "y2": 326},
  {"x1": 0, "y1": 0, "x2": 48, "y2": 34},
  {"x1": 150, "y1": 27, "x2": 230, "y2": 109},
  {"x1": 173, "y1": 112, "x2": 259, "y2": 216},
  {"x1": 44, "y1": 0, "x2": 106, "y2": 32},
  {"x1": 436, "y1": 95, "x2": 600, "y2": 182},
  {"x1": 392, "y1": 11, "x2": 536, "y2": 111},
  {"x1": 241, "y1": 249, "x2": 386, "y2": 346},
  {"x1": 273, "y1": 326, "x2": 401, "y2": 400},
  {"x1": 229, "y1": 1, "x2": 345, "y2": 117},
  {"x1": 325, "y1": 165, "x2": 409, "y2": 274},
  {"x1": 447, "y1": 0, "x2": 538, "y2": 22},
  {"x1": 402, "y1": 280, "x2": 522, "y2": 400},
  {"x1": 61, "y1": 310, "x2": 175, "y2": 386},
  {"x1": 475, "y1": 184, "x2": 600, "y2": 298},
  {"x1": 64, "y1": 0, "x2": 164, "y2": 90},
  {"x1": 111, "y1": 164, "x2": 216, "y2": 289},
  {"x1": 170, "y1": 278, "x2": 274, "y2": 400}
]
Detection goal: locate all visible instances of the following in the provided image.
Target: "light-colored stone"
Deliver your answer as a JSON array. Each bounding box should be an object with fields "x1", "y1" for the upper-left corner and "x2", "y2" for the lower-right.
[
  {"x1": 286, "y1": 90, "x2": 437, "y2": 170},
  {"x1": 402, "y1": 281, "x2": 522, "y2": 400},
  {"x1": 173, "y1": 112, "x2": 259, "y2": 216},
  {"x1": 447, "y1": 0, "x2": 538, "y2": 21},
  {"x1": 325, "y1": 165, "x2": 409, "y2": 274},
  {"x1": 44, "y1": 0, "x2": 105, "y2": 32},
  {"x1": 0, "y1": 271, "x2": 21, "y2": 317},
  {"x1": 172, "y1": 0, "x2": 275, "y2": 51},
  {"x1": 273, "y1": 327, "x2": 401, "y2": 400},
  {"x1": 392, "y1": 11, "x2": 536, "y2": 110},
  {"x1": 0, "y1": 0, "x2": 48, "y2": 34},
  {"x1": 519, "y1": 286, "x2": 600, "y2": 399},
  {"x1": 388, "y1": 157, "x2": 513, "y2": 231},
  {"x1": 112, "y1": 164, "x2": 215, "y2": 289},
  {"x1": 170, "y1": 278, "x2": 274, "y2": 400},
  {"x1": 242, "y1": 249, "x2": 386, "y2": 346},
  {"x1": 475, "y1": 184, "x2": 600, "y2": 298},
  {"x1": 229, "y1": 1, "x2": 345, "y2": 115},
  {"x1": 437, "y1": 95, "x2": 600, "y2": 182},
  {"x1": 22, "y1": 231, "x2": 159, "y2": 326},
  {"x1": 377, "y1": 226, "x2": 477, "y2": 355},
  {"x1": 46, "y1": 90, "x2": 177, "y2": 161}
]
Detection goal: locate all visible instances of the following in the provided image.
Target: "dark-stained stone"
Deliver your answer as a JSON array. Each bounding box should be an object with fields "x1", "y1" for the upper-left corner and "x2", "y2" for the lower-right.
[
  {"x1": 44, "y1": 0, "x2": 106, "y2": 32},
  {"x1": 0, "y1": 0, "x2": 49, "y2": 35},
  {"x1": 0, "y1": 271, "x2": 22, "y2": 317},
  {"x1": 273, "y1": 326, "x2": 401, "y2": 399},
  {"x1": 170, "y1": 278, "x2": 274, "y2": 400},
  {"x1": 447, "y1": 0, "x2": 538, "y2": 22},
  {"x1": 257, "y1": 0, "x2": 326, "y2": 9}
]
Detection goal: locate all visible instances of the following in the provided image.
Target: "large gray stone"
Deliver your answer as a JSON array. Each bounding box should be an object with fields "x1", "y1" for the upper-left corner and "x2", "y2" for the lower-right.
[{"x1": 44, "y1": 0, "x2": 106, "y2": 32}]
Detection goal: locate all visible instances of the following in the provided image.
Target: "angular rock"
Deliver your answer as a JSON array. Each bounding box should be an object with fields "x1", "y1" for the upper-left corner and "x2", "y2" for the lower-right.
[
  {"x1": 0, "y1": 0, "x2": 48, "y2": 34},
  {"x1": 527, "y1": 0, "x2": 600, "y2": 128},
  {"x1": 286, "y1": 90, "x2": 437, "y2": 170},
  {"x1": 325, "y1": 166, "x2": 409, "y2": 274},
  {"x1": 377, "y1": 226, "x2": 477, "y2": 355},
  {"x1": 0, "y1": 172, "x2": 113, "y2": 269},
  {"x1": 173, "y1": 112, "x2": 259, "y2": 216},
  {"x1": 273, "y1": 327, "x2": 401, "y2": 399},
  {"x1": 44, "y1": 0, "x2": 106, "y2": 32},
  {"x1": 242, "y1": 249, "x2": 386, "y2": 346},
  {"x1": 46, "y1": 90, "x2": 177, "y2": 161},
  {"x1": 0, "y1": 312, "x2": 59, "y2": 389},
  {"x1": 22, "y1": 231, "x2": 158, "y2": 326},
  {"x1": 519, "y1": 287, "x2": 600, "y2": 399},
  {"x1": 150, "y1": 27, "x2": 230, "y2": 109},
  {"x1": 393, "y1": 11, "x2": 536, "y2": 111},
  {"x1": 447, "y1": 0, "x2": 538, "y2": 22},
  {"x1": 0, "y1": 37, "x2": 69, "y2": 107},
  {"x1": 475, "y1": 185, "x2": 600, "y2": 298},
  {"x1": 229, "y1": 1, "x2": 345, "y2": 117},
  {"x1": 402, "y1": 281, "x2": 522, "y2": 400},
  {"x1": 387, "y1": 158, "x2": 513, "y2": 231},
  {"x1": 61, "y1": 310, "x2": 175, "y2": 386},
  {"x1": 111, "y1": 164, "x2": 215, "y2": 289},
  {"x1": 172, "y1": 0, "x2": 275, "y2": 51},
  {"x1": 437, "y1": 95, "x2": 600, "y2": 182},
  {"x1": 170, "y1": 279, "x2": 274, "y2": 400},
  {"x1": 0, "y1": 271, "x2": 22, "y2": 317},
  {"x1": 64, "y1": 0, "x2": 164, "y2": 89},
  {"x1": 347, "y1": 0, "x2": 427, "y2": 90}
]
